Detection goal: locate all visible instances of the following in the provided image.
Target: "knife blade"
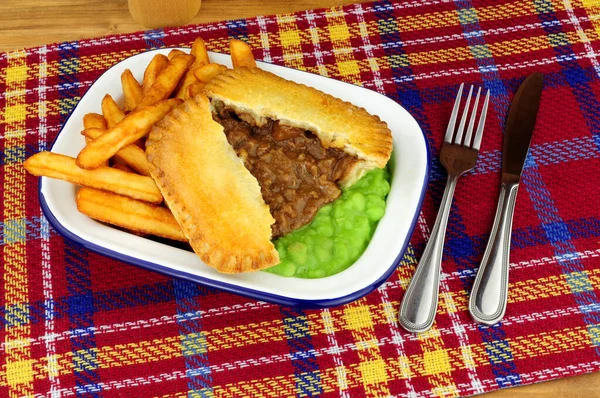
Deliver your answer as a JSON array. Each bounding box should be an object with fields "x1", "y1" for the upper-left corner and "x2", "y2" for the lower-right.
[
  {"x1": 469, "y1": 72, "x2": 544, "y2": 325},
  {"x1": 502, "y1": 72, "x2": 544, "y2": 180}
]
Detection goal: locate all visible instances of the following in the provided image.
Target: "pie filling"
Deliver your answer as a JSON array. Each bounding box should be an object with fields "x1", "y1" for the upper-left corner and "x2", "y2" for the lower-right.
[{"x1": 212, "y1": 105, "x2": 359, "y2": 239}]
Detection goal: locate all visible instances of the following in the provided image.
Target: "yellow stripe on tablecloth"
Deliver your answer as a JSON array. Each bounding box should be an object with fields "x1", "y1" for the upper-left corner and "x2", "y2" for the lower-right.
[
  {"x1": 417, "y1": 328, "x2": 460, "y2": 397},
  {"x1": 276, "y1": 14, "x2": 306, "y2": 70},
  {"x1": 214, "y1": 374, "x2": 297, "y2": 398},
  {"x1": 205, "y1": 320, "x2": 288, "y2": 349},
  {"x1": 390, "y1": 10, "x2": 460, "y2": 33},
  {"x1": 3, "y1": 49, "x2": 33, "y2": 398},
  {"x1": 20, "y1": 27, "x2": 599, "y2": 102},
  {"x1": 318, "y1": 309, "x2": 349, "y2": 393},
  {"x1": 403, "y1": 30, "x2": 598, "y2": 66},
  {"x1": 475, "y1": 0, "x2": 567, "y2": 22},
  {"x1": 212, "y1": 364, "x2": 373, "y2": 397},
  {"x1": 342, "y1": 297, "x2": 391, "y2": 397},
  {"x1": 208, "y1": 323, "x2": 593, "y2": 396},
  {"x1": 580, "y1": 0, "x2": 600, "y2": 7},
  {"x1": 510, "y1": 326, "x2": 592, "y2": 361},
  {"x1": 583, "y1": 1, "x2": 600, "y2": 38},
  {"x1": 0, "y1": 324, "x2": 595, "y2": 388},
  {"x1": 439, "y1": 267, "x2": 600, "y2": 313},
  {"x1": 325, "y1": 8, "x2": 363, "y2": 86},
  {"x1": 152, "y1": 393, "x2": 188, "y2": 398}
]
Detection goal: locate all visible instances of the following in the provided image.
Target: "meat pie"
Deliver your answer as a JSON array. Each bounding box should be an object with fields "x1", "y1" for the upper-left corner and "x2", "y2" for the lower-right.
[{"x1": 146, "y1": 67, "x2": 393, "y2": 273}]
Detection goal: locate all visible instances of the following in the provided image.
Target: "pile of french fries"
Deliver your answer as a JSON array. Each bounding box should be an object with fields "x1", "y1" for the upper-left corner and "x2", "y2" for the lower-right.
[{"x1": 25, "y1": 37, "x2": 257, "y2": 243}]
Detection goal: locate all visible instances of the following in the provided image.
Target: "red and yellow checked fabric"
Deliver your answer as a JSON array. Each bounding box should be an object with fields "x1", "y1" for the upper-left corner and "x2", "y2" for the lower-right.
[{"x1": 2, "y1": 0, "x2": 600, "y2": 396}]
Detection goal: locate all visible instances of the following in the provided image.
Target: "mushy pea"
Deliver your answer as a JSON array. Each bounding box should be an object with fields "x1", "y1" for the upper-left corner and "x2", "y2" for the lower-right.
[{"x1": 264, "y1": 167, "x2": 391, "y2": 278}]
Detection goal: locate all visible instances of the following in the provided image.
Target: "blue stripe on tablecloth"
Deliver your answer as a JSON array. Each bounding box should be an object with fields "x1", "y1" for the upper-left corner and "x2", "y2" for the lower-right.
[
  {"x1": 372, "y1": 0, "x2": 437, "y2": 160},
  {"x1": 143, "y1": 29, "x2": 166, "y2": 49},
  {"x1": 280, "y1": 307, "x2": 322, "y2": 397},
  {"x1": 226, "y1": 19, "x2": 249, "y2": 40},
  {"x1": 453, "y1": 0, "x2": 521, "y2": 388},
  {"x1": 371, "y1": 0, "x2": 480, "y2": 302},
  {"x1": 65, "y1": 240, "x2": 101, "y2": 397},
  {"x1": 173, "y1": 279, "x2": 213, "y2": 397},
  {"x1": 396, "y1": 69, "x2": 598, "y2": 108},
  {"x1": 454, "y1": 0, "x2": 511, "y2": 125},
  {"x1": 523, "y1": 156, "x2": 600, "y2": 353},
  {"x1": 428, "y1": 136, "x2": 600, "y2": 182},
  {"x1": 57, "y1": 41, "x2": 81, "y2": 119},
  {"x1": 58, "y1": 39, "x2": 102, "y2": 397},
  {"x1": 0, "y1": 281, "x2": 172, "y2": 327},
  {"x1": 0, "y1": 210, "x2": 597, "y2": 326},
  {"x1": 533, "y1": 2, "x2": 600, "y2": 153},
  {"x1": 532, "y1": 0, "x2": 600, "y2": 354}
]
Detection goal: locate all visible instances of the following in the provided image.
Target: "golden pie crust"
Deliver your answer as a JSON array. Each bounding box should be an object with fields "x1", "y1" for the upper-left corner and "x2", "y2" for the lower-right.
[
  {"x1": 204, "y1": 67, "x2": 393, "y2": 187},
  {"x1": 145, "y1": 94, "x2": 279, "y2": 273},
  {"x1": 146, "y1": 68, "x2": 393, "y2": 273}
]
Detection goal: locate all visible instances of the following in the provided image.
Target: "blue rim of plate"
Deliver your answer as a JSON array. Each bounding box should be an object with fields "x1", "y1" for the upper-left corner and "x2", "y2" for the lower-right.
[{"x1": 37, "y1": 48, "x2": 431, "y2": 309}]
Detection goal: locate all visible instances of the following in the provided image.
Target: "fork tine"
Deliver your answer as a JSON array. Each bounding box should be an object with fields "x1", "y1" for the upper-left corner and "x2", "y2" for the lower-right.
[
  {"x1": 464, "y1": 86, "x2": 482, "y2": 147},
  {"x1": 454, "y1": 85, "x2": 473, "y2": 145},
  {"x1": 444, "y1": 83, "x2": 464, "y2": 143},
  {"x1": 473, "y1": 89, "x2": 490, "y2": 150}
]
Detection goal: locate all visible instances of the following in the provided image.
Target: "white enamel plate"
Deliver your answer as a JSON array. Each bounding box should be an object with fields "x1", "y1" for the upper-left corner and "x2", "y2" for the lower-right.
[{"x1": 40, "y1": 49, "x2": 430, "y2": 308}]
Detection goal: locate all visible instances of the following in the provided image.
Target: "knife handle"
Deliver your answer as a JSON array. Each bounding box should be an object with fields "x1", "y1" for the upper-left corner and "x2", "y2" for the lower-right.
[
  {"x1": 399, "y1": 174, "x2": 458, "y2": 333},
  {"x1": 469, "y1": 180, "x2": 519, "y2": 325}
]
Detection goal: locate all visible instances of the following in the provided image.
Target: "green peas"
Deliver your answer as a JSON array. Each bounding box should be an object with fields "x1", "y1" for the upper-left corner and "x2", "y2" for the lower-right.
[
  {"x1": 309, "y1": 268, "x2": 327, "y2": 278},
  {"x1": 287, "y1": 242, "x2": 308, "y2": 264},
  {"x1": 333, "y1": 241, "x2": 350, "y2": 266},
  {"x1": 349, "y1": 192, "x2": 366, "y2": 211},
  {"x1": 314, "y1": 239, "x2": 333, "y2": 262},
  {"x1": 278, "y1": 261, "x2": 297, "y2": 277},
  {"x1": 316, "y1": 223, "x2": 334, "y2": 237},
  {"x1": 266, "y1": 260, "x2": 296, "y2": 276},
  {"x1": 267, "y1": 167, "x2": 390, "y2": 278},
  {"x1": 365, "y1": 195, "x2": 386, "y2": 221}
]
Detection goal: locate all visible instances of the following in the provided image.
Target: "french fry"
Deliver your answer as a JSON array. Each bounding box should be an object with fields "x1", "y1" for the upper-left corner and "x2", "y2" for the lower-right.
[
  {"x1": 186, "y1": 82, "x2": 205, "y2": 99},
  {"x1": 83, "y1": 113, "x2": 107, "y2": 130},
  {"x1": 24, "y1": 152, "x2": 162, "y2": 203},
  {"x1": 175, "y1": 37, "x2": 210, "y2": 98},
  {"x1": 191, "y1": 37, "x2": 210, "y2": 65},
  {"x1": 76, "y1": 187, "x2": 187, "y2": 242},
  {"x1": 101, "y1": 94, "x2": 125, "y2": 128},
  {"x1": 168, "y1": 49, "x2": 186, "y2": 60},
  {"x1": 136, "y1": 54, "x2": 194, "y2": 109},
  {"x1": 230, "y1": 39, "x2": 256, "y2": 69},
  {"x1": 175, "y1": 68, "x2": 202, "y2": 99},
  {"x1": 82, "y1": 126, "x2": 109, "y2": 166},
  {"x1": 121, "y1": 69, "x2": 143, "y2": 112},
  {"x1": 82, "y1": 114, "x2": 110, "y2": 166},
  {"x1": 193, "y1": 63, "x2": 228, "y2": 84},
  {"x1": 142, "y1": 54, "x2": 169, "y2": 95},
  {"x1": 112, "y1": 163, "x2": 135, "y2": 173},
  {"x1": 81, "y1": 128, "x2": 151, "y2": 176},
  {"x1": 77, "y1": 99, "x2": 182, "y2": 170}
]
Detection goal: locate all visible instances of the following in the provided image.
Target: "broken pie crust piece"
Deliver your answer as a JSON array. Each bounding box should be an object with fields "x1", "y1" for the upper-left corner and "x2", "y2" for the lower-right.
[
  {"x1": 204, "y1": 67, "x2": 393, "y2": 187},
  {"x1": 146, "y1": 94, "x2": 279, "y2": 273}
]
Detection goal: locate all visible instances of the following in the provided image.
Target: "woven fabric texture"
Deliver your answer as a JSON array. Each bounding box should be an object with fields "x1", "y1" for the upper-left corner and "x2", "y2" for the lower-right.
[{"x1": 1, "y1": 0, "x2": 600, "y2": 396}]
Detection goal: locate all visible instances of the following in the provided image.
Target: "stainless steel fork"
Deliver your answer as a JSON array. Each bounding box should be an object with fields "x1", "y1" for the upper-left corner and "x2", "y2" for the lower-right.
[{"x1": 399, "y1": 84, "x2": 490, "y2": 333}]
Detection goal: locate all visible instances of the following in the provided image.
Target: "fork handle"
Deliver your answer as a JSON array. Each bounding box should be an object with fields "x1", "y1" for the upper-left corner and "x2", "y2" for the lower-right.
[
  {"x1": 399, "y1": 175, "x2": 458, "y2": 333},
  {"x1": 469, "y1": 180, "x2": 519, "y2": 325}
]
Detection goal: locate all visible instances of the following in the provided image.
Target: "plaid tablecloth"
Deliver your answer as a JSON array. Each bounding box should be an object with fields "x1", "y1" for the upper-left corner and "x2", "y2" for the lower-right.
[{"x1": 2, "y1": 0, "x2": 600, "y2": 396}]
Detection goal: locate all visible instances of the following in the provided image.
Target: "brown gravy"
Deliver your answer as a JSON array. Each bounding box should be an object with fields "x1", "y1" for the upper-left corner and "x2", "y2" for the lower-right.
[{"x1": 213, "y1": 108, "x2": 357, "y2": 238}]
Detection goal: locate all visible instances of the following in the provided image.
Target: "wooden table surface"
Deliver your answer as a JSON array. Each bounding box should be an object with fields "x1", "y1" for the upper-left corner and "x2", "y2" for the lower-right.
[{"x1": 1, "y1": 1, "x2": 598, "y2": 396}]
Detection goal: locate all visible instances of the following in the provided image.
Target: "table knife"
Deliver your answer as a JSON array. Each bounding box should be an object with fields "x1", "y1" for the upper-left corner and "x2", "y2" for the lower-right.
[{"x1": 469, "y1": 72, "x2": 544, "y2": 325}]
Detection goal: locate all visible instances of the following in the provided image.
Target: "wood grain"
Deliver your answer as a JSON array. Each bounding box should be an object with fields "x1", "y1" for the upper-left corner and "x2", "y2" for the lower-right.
[{"x1": 1, "y1": 1, "x2": 598, "y2": 396}]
